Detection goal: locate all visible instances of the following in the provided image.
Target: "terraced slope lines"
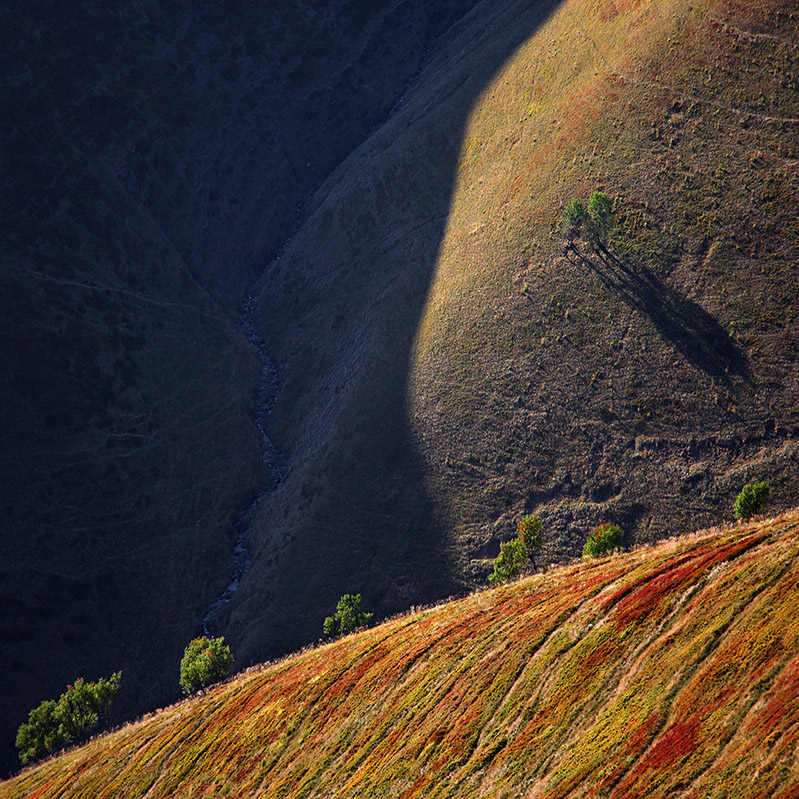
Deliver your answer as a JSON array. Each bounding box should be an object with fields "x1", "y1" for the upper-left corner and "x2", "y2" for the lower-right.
[{"x1": 4, "y1": 510, "x2": 799, "y2": 797}]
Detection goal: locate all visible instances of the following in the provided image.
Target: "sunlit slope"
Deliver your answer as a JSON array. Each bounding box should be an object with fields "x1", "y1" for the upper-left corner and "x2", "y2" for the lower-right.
[
  {"x1": 239, "y1": 0, "x2": 799, "y2": 666},
  {"x1": 5, "y1": 510, "x2": 799, "y2": 798},
  {"x1": 408, "y1": 0, "x2": 799, "y2": 565}
]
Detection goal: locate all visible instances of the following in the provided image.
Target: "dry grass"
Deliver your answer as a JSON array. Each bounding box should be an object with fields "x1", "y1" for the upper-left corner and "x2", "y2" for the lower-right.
[
  {"x1": 405, "y1": 0, "x2": 799, "y2": 564},
  {"x1": 4, "y1": 509, "x2": 799, "y2": 797}
]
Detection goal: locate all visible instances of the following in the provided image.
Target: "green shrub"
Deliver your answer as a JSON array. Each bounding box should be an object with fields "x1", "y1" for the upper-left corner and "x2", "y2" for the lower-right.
[
  {"x1": 15, "y1": 700, "x2": 67, "y2": 766},
  {"x1": 734, "y1": 481, "x2": 769, "y2": 520},
  {"x1": 560, "y1": 190, "x2": 614, "y2": 249},
  {"x1": 489, "y1": 514, "x2": 544, "y2": 585},
  {"x1": 517, "y1": 514, "x2": 543, "y2": 553},
  {"x1": 15, "y1": 672, "x2": 121, "y2": 765},
  {"x1": 323, "y1": 594, "x2": 373, "y2": 638},
  {"x1": 56, "y1": 678, "x2": 101, "y2": 741},
  {"x1": 179, "y1": 636, "x2": 234, "y2": 695},
  {"x1": 489, "y1": 538, "x2": 528, "y2": 586},
  {"x1": 583, "y1": 523, "x2": 624, "y2": 558}
]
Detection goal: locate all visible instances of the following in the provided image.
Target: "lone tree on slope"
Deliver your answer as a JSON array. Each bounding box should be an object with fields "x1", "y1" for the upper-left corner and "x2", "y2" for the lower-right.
[
  {"x1": 582, "y1": 523, "x2": 624, "y2": 559},
  {"x1": 489, "y1": 514, "x2": 544, "y2": 586},
  {"x1": 734, "y1": 481, "x2": 770, "y2": 521},
  {"x1": 560, "y1": 190, "x2": 614, "y2": 252},
  {"x1": 585, "y1": 190, "x2": 614, "y2": 250},
  {"x1": 323, "y1": 594, "x2": 373, "y2": 638},
  {"x1": 179, "y1": 636, "x2": 234, "y2": 695},
  {"x1": 559, "y1": 198, "x2": 587, "y2": 250}
]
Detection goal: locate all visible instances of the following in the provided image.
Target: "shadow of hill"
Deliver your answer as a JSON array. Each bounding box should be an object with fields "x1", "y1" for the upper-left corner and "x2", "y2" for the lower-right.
[
  {"x1": 0, "y1": 0, "x2": 513, "y2": 776},
  {"x1": 566, "y1": 244, "x2": 750, "y2": 384},
  {"x1": 236, "y1": 0, "x2": 566, "y2": 666}
]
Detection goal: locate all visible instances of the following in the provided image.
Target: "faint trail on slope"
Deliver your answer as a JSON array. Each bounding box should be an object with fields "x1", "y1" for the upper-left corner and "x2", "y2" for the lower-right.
[{"x1": 572, "y1": 16, "x2": 799, "y2": 126}]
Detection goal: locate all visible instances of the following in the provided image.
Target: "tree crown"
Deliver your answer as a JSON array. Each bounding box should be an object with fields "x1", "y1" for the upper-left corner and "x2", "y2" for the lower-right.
[
  {"x1": 323, "y1": 594, "x2": 373, "y2": 638},
  {"x1": 734, "y1": 481, "x2": 769, "y2": 520},
  {"x1": 583, "y1": 523, "x2": 624, "y2": 559},
  {"x1": 179, "y1": 636, "x2": 234, "y2": 695}
]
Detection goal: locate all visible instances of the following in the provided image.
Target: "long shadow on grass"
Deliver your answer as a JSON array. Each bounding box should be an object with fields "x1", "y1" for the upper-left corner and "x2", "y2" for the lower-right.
[{"x1": 566, "y1": 244, "x2": 749, "y2": 383}]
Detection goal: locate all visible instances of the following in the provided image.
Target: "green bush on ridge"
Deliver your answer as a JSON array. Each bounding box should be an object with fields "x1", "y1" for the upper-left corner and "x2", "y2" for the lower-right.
[
  {"x1": 582, "y1": 523, "x2": 624, "y2": 559},
  {"x1": 323, "y1": 594, "x2": 373, "y2": 638},
  {"x1": 15, "y1": 672, "x2": 121, "y2": 765},
  {"x1": 734, "y1": 481, "x2": 770, "y2": 520},
  {"x1": 179, "y1": 636, "x2": 234, "y2": 695},
  {"x1": 560, "y1": 190, "x2": 614, "y2": 251},
  {"x1": 489, "y1": 514, "x2": 543, "y2": 586}
]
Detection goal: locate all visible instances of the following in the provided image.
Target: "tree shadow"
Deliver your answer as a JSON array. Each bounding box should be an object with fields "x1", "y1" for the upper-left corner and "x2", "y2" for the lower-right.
[{"x1": 565, "y1": 244, "x2": 750, "y2": 384}]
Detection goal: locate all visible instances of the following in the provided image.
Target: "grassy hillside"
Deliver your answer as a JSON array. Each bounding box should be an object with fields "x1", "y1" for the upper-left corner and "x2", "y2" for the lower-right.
[
  {"x1": 4, "y1": 509, "x2": 799, "y2": 797},
  {"x1": 232, "y1": 0, "x2": 799, "y2": 664},
  {"x1": 408, "y1": 0, "x2": 799, "y2": 565},
  {"x1": 4, "y1": 0, "x2": 798, "y2": 777}
]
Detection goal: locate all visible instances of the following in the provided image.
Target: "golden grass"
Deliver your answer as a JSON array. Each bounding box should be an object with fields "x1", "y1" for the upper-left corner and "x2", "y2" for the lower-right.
[{"x1": 4, "y1": 509, "x2": 799, "y2": 797}]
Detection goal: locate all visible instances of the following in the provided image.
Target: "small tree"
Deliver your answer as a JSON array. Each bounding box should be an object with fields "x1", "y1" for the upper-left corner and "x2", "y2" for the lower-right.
[
  {"x1": 179, "y1": 636, "x2": 234, "y2": 695},
  {"x1": 734, "y1": 481, "x2": 770, "y2": 520},
  {"x1": 585, "y1": 190, "x2": 614, "y2": 248},
  {"x1": 55, "y1": 678, "x2": 100, "y2": 741},
  {"x1": 489, "y1": 515, "x2": 544, "y2": 585},
  {"x1": 560, "y1": 191, "x2": 614, "y2": 251},
  {"x1": 583, "y1": 523, "x2": 624, "y2": 558},
  {"x1": 489, "y1": 538, "x2": 528, "y2": 586},
  {"x1": 560, "y1": 198, "x2": 587, "y2": 247},
  {"x1": 15, "y1": 699, "x2": 68, "y2": 766},
  {"x1": 323, "y1": 594, "x2": 373, "y2": 638},
  {"x1": 517, "y1": 514, "x2": 543, "y2": 569},
  {"x1": 15, "y1": 671, "x2": 121, "y2": 765},
  {"x1": 91, "y1": 671, "x2": 122, "y2": 727}
]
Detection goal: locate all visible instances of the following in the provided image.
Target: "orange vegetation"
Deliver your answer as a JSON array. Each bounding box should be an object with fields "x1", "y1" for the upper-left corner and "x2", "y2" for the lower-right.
[{"x1": 4, "y1": 510, "x2": 799, "y2": 798}]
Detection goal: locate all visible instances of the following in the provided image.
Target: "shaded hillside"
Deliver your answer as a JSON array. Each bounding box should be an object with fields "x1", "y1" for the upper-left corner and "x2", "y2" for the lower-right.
[
  {"x1": 5, "y1": 510, "x2": 799, "y2": 797},
  {"x1": 4, "y1": 0, "x2": 798, "y2": 776},
  {"x1": 229, "y1": 0, "x2": 799, "y2": 666},
  {"x1": 0, "y1": 0, "x2": 485, "y2": 773}
]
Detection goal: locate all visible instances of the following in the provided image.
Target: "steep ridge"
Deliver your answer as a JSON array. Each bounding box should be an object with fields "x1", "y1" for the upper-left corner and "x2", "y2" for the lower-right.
[
  {"x1": 4, "y1": 510, "x2": 799, "y2": 797},
  {"x1": 231, "y1": 0, "x2": 799, "y2": 666}
]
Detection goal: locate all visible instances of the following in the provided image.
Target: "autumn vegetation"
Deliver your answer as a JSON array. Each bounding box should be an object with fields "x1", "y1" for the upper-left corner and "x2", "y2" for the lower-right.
[
  {"x1": 4, "y1": 510, "x2": 799, "y2": 798},
  {"x1": 3, "y1": 0, "x2": 798, "y2": 791}
]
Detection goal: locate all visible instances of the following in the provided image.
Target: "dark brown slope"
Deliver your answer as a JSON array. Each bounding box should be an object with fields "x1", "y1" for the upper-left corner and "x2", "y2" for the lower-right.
[
  {"x1": 225, "y1": 0, "x2": 799, "y2": 668},
  {"x1": 0, "y1": 0, "x2": 484, "y2": 774},
  {"x1": 226, "y1": 0, "x2": 565, "y2": 663}
]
